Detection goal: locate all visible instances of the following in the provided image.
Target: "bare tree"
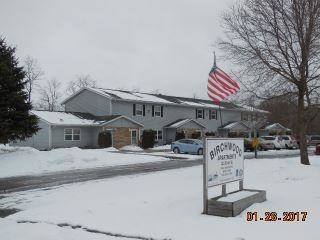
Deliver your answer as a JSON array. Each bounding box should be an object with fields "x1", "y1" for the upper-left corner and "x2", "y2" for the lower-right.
[
  {"x1": 66, "y1": 74, "x2": 96, "y2": 95},
  {"x1": 219, "y1": 0, "x2": 320, "y2": 165},
  {"x1": 38, "y1": 79, "x2": 62, "y2": 111},
  {"x1": 24, "y1": 56, "x2": 44, "y2": 104}
]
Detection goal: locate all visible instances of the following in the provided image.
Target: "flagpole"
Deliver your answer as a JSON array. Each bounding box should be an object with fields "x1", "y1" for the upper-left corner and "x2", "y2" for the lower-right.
[{"x1": 213, "y1": 52, "x2": 224, "y2": 135}]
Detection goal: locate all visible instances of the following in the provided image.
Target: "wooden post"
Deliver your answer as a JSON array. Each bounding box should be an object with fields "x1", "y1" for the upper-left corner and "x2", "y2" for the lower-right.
[
  {"x1": 222, "y1": 184, "x2": 227, "y2": 197},
  {"x1": 239, "y1": 180, "x2": 244, "y2": 191},
  {"x1": 203, "y1": 137, "x2": 208, "y2": 214}
]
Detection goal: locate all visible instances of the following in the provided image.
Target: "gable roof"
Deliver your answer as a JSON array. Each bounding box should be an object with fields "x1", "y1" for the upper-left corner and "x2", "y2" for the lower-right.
[
  {"x1": 165, "y1": 118, "x2": 206, "y2": 129},
  {"x1": 62, "y1": 87, "x2": 266, "y2": 113},
  {"x1": 220, "y1": 121, "x2": 251, "y2": 131},
  {"x1": 31, "y1": 110, "x2": 143, "y2": 127},
  {"x1": 263, "y1": 123, "x2": 290, "y2": 131},
  {"x1": 31, "y1": 110, "x2": 104, "y2": 126}
]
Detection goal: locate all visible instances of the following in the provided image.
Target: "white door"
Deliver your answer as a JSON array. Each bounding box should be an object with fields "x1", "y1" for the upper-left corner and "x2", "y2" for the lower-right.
[{"x1": 130, "y1": 129, "x2": 138, "y2": 145}]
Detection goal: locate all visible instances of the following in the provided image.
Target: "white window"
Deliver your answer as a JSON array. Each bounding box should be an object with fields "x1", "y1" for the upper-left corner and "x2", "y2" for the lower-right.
[
  {"x1": 196, "y1": 109, "x2": 204, "y2": 119},
  {"x1": 210, "y1": 110, "x2": 217, "y2": 120},
  {"x1": 64, "y1": 128, "x2": 81, "y2": 141},
  {"x1": 154, "y1": 106, "x2": 161, "y2": 117},
  {"x1": 155, "y1": 130, "x2": 163, "y2": 141},
  {"x1": 136, "y1": 104, "x2": 143, "y2": 116},
  {"x1": 130, "y1": 129, "x2": 138, "y2": 145}
]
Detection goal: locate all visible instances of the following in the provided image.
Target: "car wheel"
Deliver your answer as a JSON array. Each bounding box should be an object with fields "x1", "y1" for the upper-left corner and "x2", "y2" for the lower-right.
[
  {"x1": 197, "y1": 148, "x2": 203, "y2": 155},
  {"x1": 173, "y1": 147, "x2": 180, "y2": 154}
]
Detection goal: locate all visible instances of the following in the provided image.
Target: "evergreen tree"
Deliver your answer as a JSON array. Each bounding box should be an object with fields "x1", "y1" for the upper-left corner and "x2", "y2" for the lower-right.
[{"x1": 0, "y1": 38, "x2": 39, "y2": 144}]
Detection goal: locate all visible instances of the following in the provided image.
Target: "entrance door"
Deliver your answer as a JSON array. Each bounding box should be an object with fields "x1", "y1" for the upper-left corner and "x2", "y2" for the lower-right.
[{"x1": 130, "y1": 129, "x2": 138, "y2": 145}]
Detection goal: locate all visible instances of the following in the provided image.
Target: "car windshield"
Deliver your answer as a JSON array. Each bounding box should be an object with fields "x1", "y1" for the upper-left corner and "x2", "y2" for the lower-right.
[
  {"x1": 193, "y1": 139, "x2": 203, "y2": 145},
  {"x1": 262, "y1": 136, "x2": 275, "y2": 140},
  {"x1": 311, "y1": 136, "x2": 320, "y2": 140},
  {"x1": 282, "y1": 136, "x2": 289, "y2": 140}
]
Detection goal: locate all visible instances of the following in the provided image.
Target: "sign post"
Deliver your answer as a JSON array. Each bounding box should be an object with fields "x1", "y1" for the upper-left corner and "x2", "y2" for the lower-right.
[{"x1": 202, "y1": 138, "x2": 266, "y2": 217}]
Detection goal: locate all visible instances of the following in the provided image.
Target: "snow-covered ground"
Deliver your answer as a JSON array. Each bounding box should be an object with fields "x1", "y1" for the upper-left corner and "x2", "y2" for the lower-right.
[
  {"x1": 1, "y1": 155, "x2": 319, "y2": 240},
  {"x1": 0, "y1": 145, "x2": 176, "y2": 178}
]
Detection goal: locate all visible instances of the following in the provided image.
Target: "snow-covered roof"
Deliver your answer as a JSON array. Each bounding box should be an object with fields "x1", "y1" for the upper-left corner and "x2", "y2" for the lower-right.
[
  {"x1": 264, "y1": 123, "x2": 290, "y2": 130},
  {"x1": 165, "y1": 119, "x2": 206, "y2": 129},
  {"x1": 222, "y1": 121, "x2": 250, "y2": 130},
  {"x1": 62, "y1": 87, "x2": 266, "y2": 112},
  {"x1": 31, "y1": 110, "x2": 104, "y2": 126},
  {"x1": 32, "y1": 110, "x2": 145, "y2": 127},
  {"x1": 241, "y1": 105, "x2": 269, "y2": 114}
]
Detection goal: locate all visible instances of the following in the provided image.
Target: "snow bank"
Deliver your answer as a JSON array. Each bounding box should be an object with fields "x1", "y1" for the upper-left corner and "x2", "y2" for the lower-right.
[
  {"x1": 119, "y1": 145, "x2": 143, "y2": 152},
  {"x1": 0, "y1": 146, "x2": 169, "y2": 178}
]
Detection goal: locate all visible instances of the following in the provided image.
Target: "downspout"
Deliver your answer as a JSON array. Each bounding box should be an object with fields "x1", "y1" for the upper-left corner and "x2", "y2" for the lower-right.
[
  {"x1": 48, "y1": 124, "x2": 52, "y2": 150},
  {"x1": 109, "y1": 100, "x2": 113, "y2": 115}
]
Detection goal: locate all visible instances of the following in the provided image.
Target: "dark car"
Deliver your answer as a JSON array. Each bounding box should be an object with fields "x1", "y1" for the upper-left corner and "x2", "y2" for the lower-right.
[
  {"x1": 315, "y1": 144, "x2": 320, "y2": 155},
  {"x1": 308, "y1": 135, "x2": 320, "y2": 146}
]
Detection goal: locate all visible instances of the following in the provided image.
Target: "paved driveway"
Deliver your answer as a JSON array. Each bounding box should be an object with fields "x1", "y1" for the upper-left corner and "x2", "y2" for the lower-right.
[{"x1": 0, "y1": 150, "x2": 309, "y2": 193}]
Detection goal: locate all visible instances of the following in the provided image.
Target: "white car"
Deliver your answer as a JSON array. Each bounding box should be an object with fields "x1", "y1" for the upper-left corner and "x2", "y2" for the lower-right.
[
  {"x1": 260, "y1": 136, "x2": 285, "y2": 150},
  {"x1": 281, "y1": 135, "x2": 297, "y2": 149}
]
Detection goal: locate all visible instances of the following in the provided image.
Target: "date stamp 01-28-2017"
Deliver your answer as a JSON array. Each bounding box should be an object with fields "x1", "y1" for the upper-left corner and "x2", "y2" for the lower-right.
[{"x1": 246, "y1": 211, "x2": 308, "y2": 222}]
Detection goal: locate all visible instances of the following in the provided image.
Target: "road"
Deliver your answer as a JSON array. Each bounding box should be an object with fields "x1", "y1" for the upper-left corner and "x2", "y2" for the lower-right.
[{"x1": 0, "y1": 150, "x2": 310, "y2": 193}]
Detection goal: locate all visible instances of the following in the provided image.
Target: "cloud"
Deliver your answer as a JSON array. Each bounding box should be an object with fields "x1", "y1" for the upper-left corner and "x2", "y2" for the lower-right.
[{"x1": 0, "y1": 0, "x2": 234, "y2": 100}]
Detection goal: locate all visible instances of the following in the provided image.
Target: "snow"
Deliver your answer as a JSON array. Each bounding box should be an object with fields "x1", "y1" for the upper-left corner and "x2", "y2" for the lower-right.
[
  {"x1": 1, "y1": 155, "x2": 319, "y2": 240},
  {"x1": 223, "y1": 121, "x2": 245, "y2": 129},
  {"x1": 119, "y1": 145, "x2": 143, "y2": 152},
  {"x1": 0, "y1": 145, "x2": 171, "y2": 178},
  {"x1": 168, "y1": 119, "x2": 191, "y2": 128},
  {"x1": 91, "y1": 87, "x2": 172, "y2": 104},
  {"x1": 217, "y1": 190, "x2": 258, "y2": 202},
  {"x1": 31, "y1": 110, "x2": 102, "y2": 126},
  {"x1": 151, "y1": 144, "x2": 171, "y2": 150},
  {"x1": 180, "y1": 100, "x2": 222, "y2": 109}
]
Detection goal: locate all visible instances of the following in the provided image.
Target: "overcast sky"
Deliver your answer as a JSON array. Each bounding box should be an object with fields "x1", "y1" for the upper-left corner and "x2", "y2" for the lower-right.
[{"x1": 0, "y1": 0, "x2": 235, "y2": 100}]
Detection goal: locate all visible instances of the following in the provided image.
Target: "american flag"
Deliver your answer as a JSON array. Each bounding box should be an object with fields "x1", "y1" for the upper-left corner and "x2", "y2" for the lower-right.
[{"x1": 207, "y1": 65, "x2": 240, "y2": 103}]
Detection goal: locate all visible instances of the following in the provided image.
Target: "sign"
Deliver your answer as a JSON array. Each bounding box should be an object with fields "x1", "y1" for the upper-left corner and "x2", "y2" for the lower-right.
[
  {"x1": 252, "y1": 137, "x2": 259, "y2": 148},
  {"x1": 205, "y1": 138, "x2": 244, "y2": 187}
]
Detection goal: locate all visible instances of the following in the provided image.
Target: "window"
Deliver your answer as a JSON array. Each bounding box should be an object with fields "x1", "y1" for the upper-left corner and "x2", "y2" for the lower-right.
[
  {"x1": 154, "y1": 106, "x2": 161, "y2": 117},
  {"x1": 136, "y1": 104, "x2": 143, "y2": 116},
  {"x1": 209, "y1": 110, "x2": 217, "y2": 120},
  {"x1": 152, "y1": 105, "x2": 163, "y2": 117},
  {"x1": 64, "y1": 128, "x2": 81, "y2": 141},
  {"x1": 155, "y1": 130, "x2": 163, "y2": 141},
  {"x1": 196, "y1": 109, "x2": 204, "y2": 119}
]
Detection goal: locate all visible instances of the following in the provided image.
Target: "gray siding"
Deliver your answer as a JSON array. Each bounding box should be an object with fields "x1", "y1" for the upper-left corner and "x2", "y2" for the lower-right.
[
  {"x1": 64, "y1": 89, "x2": 112, "y2": 116},
  {"x1": 51, "y1": 126, "x2": 96, "y2": 148},
  {"x1": 11, "y1": 119, "x2": 50, "y2": 150},
  {"x1": 111, "y1": 101, "x2": 241, "y2": 132},
  {"x1": 103, "y1": 118, "x2": 141, "y2": 129}
]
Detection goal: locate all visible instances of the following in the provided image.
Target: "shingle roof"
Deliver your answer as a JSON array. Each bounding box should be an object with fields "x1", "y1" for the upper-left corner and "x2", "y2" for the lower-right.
[
  {"x1": 31, "y1": 111, "x2": 135, "y2": 126},
  {"x1": 165, "y1": 118, "x2": 206, "y2": 129},
  {"x1": 63, "y1": 87, "x2": 264, "y2": 112}
]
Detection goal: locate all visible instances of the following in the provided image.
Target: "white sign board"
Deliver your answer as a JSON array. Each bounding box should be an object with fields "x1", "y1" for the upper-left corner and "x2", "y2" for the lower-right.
[{"x1": 206, "y1": 138, "x2": 244, "y2": 187}]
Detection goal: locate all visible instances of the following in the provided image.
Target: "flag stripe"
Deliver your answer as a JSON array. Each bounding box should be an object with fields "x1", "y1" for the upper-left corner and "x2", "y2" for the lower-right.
[
  {"x1": 207, "y1": 91, "x2": 223, "y2": 103},
  {"x1": 207, "y1": 85, "x2": 226, "y2": 99},
  {"x1": 215, "y1": 69, "x2": 240, "y2": 90},
  {"x1": 207, "y1": 66, "x2": 240, "y2": 103},
  {"x1": 212, "y1": 72, "x2": 238, "y2": 93},
  {"x1": 208, "y1": 75, "x2": 233, "y2": 96}
]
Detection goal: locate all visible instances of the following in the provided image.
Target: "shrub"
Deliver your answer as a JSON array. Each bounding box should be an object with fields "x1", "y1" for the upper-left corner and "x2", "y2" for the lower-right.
[
  {"x1": 191, "y1": 131, "x2": 201, "y2": 139},
  {"x1": 98, "y1": 131, "x2": 112, "y2": 148},
  {"x1": 205, "y1": 131, "x2": 216, "y2": 136},
  {"x1": 175, "y1": 131, "x2": 185, "y2": 140},
  {"x1": 141, "y1": 130, "x2": 155, "y2": 149}
]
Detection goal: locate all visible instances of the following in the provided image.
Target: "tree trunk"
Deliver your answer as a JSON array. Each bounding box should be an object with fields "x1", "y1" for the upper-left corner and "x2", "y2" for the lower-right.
[{"x1": 297, "y1": 90, "x2": 310, "y2": 165}]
